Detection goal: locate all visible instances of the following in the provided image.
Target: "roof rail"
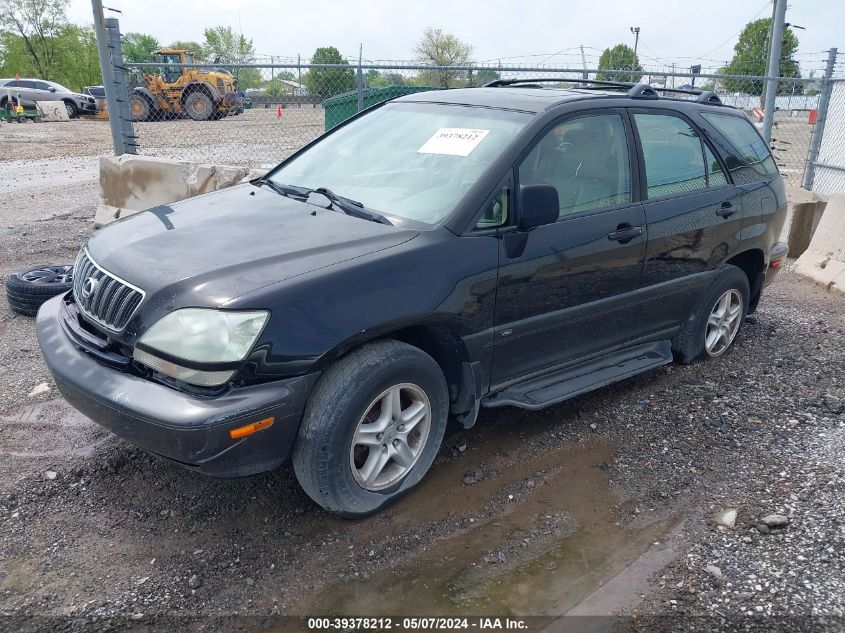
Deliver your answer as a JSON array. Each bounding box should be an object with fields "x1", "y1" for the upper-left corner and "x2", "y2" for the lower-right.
[
  {"x1": 483, "y1": 77, "x2": 724, "y2": 106},
  {"x1": 484, "y1": 78, "x2": 635, "y2": 89}
]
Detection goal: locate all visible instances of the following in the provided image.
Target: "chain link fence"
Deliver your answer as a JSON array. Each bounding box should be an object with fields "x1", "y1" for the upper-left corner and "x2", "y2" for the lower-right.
[
  {"x1": 117, "y1": 58, "x2": 840, "y2": 189},
  {"x1": 805, "y1": 79, "x2": 845, "y2": 195}
]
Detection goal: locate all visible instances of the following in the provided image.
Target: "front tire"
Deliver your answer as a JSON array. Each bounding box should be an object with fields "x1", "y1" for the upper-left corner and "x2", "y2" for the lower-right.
[
  {"x1": 673, "y1": 265, "x2": 750, "y2": 364},
  {"x1": 293, "y1": 340, "x2": 448, "y2": 518},
  {"x1": 183, "y1": 92, "x2": 214, "y2": 121},
  {"x1": 63, "y1": 100, "x2": 78, "y2": 119}
]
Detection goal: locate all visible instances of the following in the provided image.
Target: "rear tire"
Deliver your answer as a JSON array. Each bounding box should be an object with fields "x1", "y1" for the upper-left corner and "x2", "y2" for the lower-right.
[
  {"x1": 183, "y1": 92, "x2": 214, "y2": 121},
  {"x1": 5, "y1": 264, "x2": 74, "y2": 317},
  {"x1": 293, "y1": 340, "x2": 448, "y2": 518},
  {"x1": 672, "y1": 265, "x2": 750, "y2": 364},
  {"x1": 129, "y1": 94, "x2": 152, "y2": 122}
]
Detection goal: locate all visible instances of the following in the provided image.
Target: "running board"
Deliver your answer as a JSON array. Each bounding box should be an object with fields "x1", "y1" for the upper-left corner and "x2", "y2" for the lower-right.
[{"x1": 482, "y1": 341, "x2": 673, "y2": 411}]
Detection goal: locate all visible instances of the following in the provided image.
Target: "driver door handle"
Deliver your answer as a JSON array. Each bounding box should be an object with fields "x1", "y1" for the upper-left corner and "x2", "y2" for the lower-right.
[{"x1": 607, "y1": 226, "x2": 643, "y2": 243}]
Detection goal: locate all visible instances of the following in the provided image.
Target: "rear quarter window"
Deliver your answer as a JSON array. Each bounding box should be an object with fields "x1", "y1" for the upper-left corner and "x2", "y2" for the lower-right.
[{"x1": 700, "y1": 112, "x2": 778, "y2": 181}]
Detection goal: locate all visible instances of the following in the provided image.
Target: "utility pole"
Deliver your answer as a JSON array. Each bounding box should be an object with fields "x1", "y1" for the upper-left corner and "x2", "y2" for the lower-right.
[
  {"x1": 762, "y1": 0, "x2": 787, "y2": 144},
  {"x1": 802, "y1": 47, "x2": 837, "y2": 190},
  {"x1": 670, "y1": 62, "x2": 675, "y2": 89},
  {"x1": 630, "y1": 26, "x2": 640, "y2": 70},
  {"x1": 91, "y1": 0, "x2": 133, "y2": 155},
  {"x1": 580, "y1": 44, "x2": 588, "y2": 80}
]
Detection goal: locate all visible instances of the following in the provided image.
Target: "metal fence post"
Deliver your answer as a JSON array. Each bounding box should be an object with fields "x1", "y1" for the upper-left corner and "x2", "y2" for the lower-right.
[
  {"x1": 104, "y1": 17, "x2": 136, "y2": 154},
  {"x1": 356, "y1": 53, "x2": 364, "y2": 113},
  {"x1": 802, "y1": 48, "x2": 838, "y2": 190},
  {"x1": 762, "y1": 0, "x2": 787, "y2": 144},
  {"x1": 92, "y1": 0, "x2": 125, "y2": 155}
]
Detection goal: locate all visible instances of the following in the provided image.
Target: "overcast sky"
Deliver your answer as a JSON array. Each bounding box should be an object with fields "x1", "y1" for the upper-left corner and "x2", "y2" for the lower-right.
[{"x1": 69, "y1": 0, "x2": 842, "y2": 72}]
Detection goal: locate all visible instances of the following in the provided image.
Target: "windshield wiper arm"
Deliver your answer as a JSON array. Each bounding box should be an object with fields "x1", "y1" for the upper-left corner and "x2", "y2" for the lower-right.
[
  {"x1": 254, "y1": 178, "x2": 308, "y2": 200},
  {"x1": 309, "y1": 187, "x2": 392, "y2": 225}
]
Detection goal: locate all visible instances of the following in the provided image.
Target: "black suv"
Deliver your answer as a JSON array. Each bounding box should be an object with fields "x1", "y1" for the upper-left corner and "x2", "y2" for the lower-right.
[{"x1": 37, "y1": 80, "x2": 788, "y2": 517}]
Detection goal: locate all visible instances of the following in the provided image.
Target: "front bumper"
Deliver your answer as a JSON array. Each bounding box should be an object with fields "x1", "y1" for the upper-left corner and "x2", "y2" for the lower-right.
[{"x1": 36, "y1": 295, "x2": 316, "y2": 477}]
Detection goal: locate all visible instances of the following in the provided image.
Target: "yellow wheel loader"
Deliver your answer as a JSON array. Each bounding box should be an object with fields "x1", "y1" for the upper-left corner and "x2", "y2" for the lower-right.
[{"x1": 129, "y1": 49, "x2": 239, "y2": 122}]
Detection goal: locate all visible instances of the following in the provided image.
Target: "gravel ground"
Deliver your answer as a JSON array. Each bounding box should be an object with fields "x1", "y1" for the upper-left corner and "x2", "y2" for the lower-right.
[{"x1": 0, "y1": 121, "x2": 843, "y2": 633}]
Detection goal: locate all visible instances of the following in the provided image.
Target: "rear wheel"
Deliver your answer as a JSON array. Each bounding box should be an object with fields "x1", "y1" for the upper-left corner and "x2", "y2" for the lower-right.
[
  {"x1": 183, "y1": 91, "x2": 214, "y2": 121},
  {"x1": 293, "y1": 340, "x2": 448, "y2": 517},
  {"x1": 129, "y1": 94, "x2": 152, "y2": 122},
  {"x1": 673, "y1": 265, "x2": 750, "y2": 364}
]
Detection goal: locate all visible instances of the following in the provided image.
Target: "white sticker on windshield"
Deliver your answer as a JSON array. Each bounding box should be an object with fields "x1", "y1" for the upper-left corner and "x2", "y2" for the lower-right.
[{"x1": 418, "y1": 128, "x2": 491, "y2": 157}]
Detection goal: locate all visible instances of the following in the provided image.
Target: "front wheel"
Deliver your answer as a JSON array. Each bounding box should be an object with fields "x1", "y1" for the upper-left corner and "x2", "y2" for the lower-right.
[
  {"x1": 673, "y1": 265, "x2": 750, "y2": 364},
  {"x1": 63, "y1": 100, "x2": 78, "y2": 118},
  {"x1": 293, "y1": 340, "x2": 448, "y2": 517},
  {"x1": 183, "y1": 92, "x2": 214, "y2": 121}
]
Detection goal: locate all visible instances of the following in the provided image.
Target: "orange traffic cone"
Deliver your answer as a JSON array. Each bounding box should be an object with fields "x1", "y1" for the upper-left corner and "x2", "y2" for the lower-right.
[{"x1": 277, "y1": 104, "x2": 282, "y2": 119}]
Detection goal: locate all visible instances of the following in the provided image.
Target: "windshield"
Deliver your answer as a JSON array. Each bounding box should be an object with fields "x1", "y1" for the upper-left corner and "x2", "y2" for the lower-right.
[
  {"x1": 49, "y1": 82, "x2": 71, "y2": 93},
  {"x1": 269, "y1": 102, "x2": 530, "y2": 225}
]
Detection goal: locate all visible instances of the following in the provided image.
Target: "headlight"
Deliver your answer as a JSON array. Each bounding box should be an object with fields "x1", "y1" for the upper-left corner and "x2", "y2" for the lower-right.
[{"x1": 133, "y1": 309, "x2": 269, "y2": 386}]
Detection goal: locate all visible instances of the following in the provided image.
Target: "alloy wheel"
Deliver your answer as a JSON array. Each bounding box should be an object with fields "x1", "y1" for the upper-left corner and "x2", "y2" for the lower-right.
[
  {"x1": 704, "y1": 289, "x2": 743, "y2": 356},
  {"x1": 350, "y1": 383, "x2": 431, "y2": 491}
]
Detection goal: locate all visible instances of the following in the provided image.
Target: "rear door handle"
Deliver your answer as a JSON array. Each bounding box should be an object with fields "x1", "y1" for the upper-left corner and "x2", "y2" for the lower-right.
[
  {"x1": 607, "y1": 226, "x2": 643, "y2": 243},
  {"x1": 716, "y1": 202, "x2": 736, "y2": 218}
]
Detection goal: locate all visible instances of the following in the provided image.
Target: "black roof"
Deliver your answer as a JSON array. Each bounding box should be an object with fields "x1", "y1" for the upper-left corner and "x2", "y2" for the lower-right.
[
  {"x1": 396, "y1": 81, "x2": 731, "y2": 115},
  {"x1": 396, "y1": 87, "x2": 614, "y2": 113}
]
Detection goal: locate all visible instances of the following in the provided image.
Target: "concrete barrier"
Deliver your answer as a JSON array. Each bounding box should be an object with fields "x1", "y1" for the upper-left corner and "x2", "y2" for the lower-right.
[
  {"x1": 782, "y1": 186, "x2": 828, "y2": 257},
  {"x1": 794, "y1": 192, "x2": 845, "y2": 295},
  {"x1": 36, "y1": 101, "x2": 70, "y2": 122},
  {"x1": 95, "y1": 155, "x2": 266, "y2": 227}
]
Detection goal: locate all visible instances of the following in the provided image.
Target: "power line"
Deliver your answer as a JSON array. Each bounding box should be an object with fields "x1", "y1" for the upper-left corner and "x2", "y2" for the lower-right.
[{"x1": 696, "y1": 0, "x2": 773, "y2": 60}]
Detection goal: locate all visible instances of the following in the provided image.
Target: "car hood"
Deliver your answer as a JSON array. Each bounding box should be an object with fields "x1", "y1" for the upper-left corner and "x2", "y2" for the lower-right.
[{"x1": 86, "y1": 183, "x2": 419, "y2": 309}]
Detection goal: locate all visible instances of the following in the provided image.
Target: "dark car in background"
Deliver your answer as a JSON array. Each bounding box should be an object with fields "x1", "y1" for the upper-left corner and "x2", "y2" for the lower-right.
[
  {"x1": 37, "y1": 79, "x2": 787, "y2": 517},
  {"x1": 0, "y1": 78, "x2": 97, "y2": 117}
]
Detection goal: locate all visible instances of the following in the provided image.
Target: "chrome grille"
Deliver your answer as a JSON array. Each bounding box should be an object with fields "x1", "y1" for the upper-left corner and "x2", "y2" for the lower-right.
[{"x1": 72, "y1": 248, "x2": 145, "y2": 331}]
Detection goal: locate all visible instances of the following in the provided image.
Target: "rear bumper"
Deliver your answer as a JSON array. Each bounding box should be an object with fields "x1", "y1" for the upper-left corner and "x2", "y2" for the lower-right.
[
  {"x1": 36, "y1": 295, "x2": 316, "y2": 477},
  {"x1": 764, "y1": 241, "x2": 789, "y2": 287}
]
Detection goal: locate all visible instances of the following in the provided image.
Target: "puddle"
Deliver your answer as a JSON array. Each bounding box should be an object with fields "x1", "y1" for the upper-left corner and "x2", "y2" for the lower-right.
[{"x1": 305, "y1": 436, "x2": 681, "y2": 617}]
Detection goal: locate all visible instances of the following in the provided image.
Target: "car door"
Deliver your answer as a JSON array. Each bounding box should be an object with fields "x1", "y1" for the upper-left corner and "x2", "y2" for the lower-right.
[
  {"x1": 627, "y1": 109, "x2": 743, "y2": 343},
  {"x1": 16, "y1": 80, "x2": 38, "y2": 104},
  {"x1": 490, "y1": 110, "x2": 646, "y2": 387},
  {"x1": 33, "y1": 81, "x2": 55, "y2": 101}
]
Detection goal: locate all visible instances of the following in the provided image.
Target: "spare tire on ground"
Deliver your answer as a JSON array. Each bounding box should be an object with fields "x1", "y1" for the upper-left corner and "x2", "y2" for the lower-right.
[{"x1": 5, "y1": 264, "x2": 73, "y2": 316}]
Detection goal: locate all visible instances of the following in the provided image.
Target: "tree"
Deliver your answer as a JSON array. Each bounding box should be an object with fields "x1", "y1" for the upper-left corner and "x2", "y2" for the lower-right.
[
  {"x1": 168, "y1": 40, "x2": 206, "y2": 61},
  {"x1": 721, "y1": 18, "x2": 800, "y2": 95},
  {"x1": 364, "y1": 70, "x2": 405, "y2": 88},
  {"x1": 302, "y1": 46, "x2": 355, "y2": 98},
  {"x1": 596, "y1": 44, "x2": 642, "y2": 84},
  {"x1": 470, "y1": 68, "x2": 500, "y2": 87},
  {"x1": 53, "y1": 23, "x2": 99, "y2": 89},
  {"x1": 0, "y1": 0, "x2": 69, "y2": 79},
  {"x1": 415, "y1": 27, "x2": 473, "y2": 88},
  {"x1": 202, "y1": 26, "x2": 261, "y2": 89},
  {"x1": 122, "y1": 32, "x2": 158, "y2": 63}
]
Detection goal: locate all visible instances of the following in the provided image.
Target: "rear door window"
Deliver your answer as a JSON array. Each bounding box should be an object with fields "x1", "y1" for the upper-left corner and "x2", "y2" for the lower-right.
[
  {"x1": 633, "y1": 113, "x2": 707, "y2": 198},
  {"x1": 704, "y1": 144, "x2": 728, "y2": 187},
  {"x1": 700, "y1": 112, "x2": 778, "y2": 179}
]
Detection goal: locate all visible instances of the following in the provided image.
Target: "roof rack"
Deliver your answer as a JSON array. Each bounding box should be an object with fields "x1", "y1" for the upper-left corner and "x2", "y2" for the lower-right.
[{"x1": 484, "y1": 78, "x2": 723, "y2": 106}]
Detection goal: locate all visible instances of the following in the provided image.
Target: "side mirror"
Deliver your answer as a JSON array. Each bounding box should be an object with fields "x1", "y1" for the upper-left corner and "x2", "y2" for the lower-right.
[
  {"x1": 48, "y1": 87, "x2": 56, "y2": 92},
  {"x1": 518, "y1": 184, "x2": 559, "y2": 231}
]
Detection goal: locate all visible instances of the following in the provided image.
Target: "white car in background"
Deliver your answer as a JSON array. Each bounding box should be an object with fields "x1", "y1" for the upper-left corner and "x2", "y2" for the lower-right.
[{"x1": 0, "y1": 78, "x2": 98, "y2": 118}]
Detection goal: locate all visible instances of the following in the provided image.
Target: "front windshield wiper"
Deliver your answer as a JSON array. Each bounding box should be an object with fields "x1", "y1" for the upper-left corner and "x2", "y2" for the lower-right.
[
  {"x1": 254, "y1": 177, "x2": 308, "y2": 200},
  {"x1": 306, "y1": 187, "x2": 392, "y2": 226}
]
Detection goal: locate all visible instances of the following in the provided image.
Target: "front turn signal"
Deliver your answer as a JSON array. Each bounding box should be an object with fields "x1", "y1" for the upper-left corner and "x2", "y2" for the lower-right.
[{"x1": 229, "y1": 417, "x2": 274, "y2": 440}]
